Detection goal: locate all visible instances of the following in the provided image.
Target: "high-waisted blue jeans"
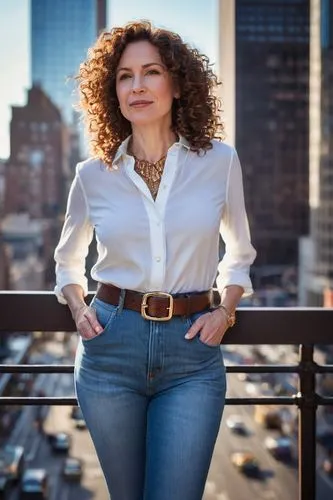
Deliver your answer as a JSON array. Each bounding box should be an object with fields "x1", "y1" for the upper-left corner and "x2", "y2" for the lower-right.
[{"x1": 74, "y1": 295, "x2": 226, "y2": 500}]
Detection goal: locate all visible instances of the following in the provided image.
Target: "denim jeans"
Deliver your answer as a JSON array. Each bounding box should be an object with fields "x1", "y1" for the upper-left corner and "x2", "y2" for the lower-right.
[{"x1": 74, "y1": 295, "x2": 226, "y2": 500}]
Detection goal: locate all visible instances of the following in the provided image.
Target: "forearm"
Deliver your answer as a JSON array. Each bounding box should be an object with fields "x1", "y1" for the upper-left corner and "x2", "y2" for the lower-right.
[
  {"x1": 219, "y1": 285, "x2": 244, "y2": 313},
  {"x1": 62, "y1": 284, "x2": 87, "y2": 318},
  {"x1": 210, "y1": 284, "x2": 244, "y2": 329}
]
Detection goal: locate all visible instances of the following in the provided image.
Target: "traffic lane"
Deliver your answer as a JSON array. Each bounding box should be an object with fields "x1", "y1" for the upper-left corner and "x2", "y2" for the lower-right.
[
  {"x1": 228, "y1": 370, "x2": 333, "y2": 499},
  {"x1": 34, "y1": 345, "x2": 108, "y2": 500},
  {"x1": 4, "y1": 362, "x2": 70, "y2": 499},
  {"x1": 25, "y1": 393, "x2": 96, "y2": 499},
  {"x1": 227, "y1": 375, "x2": 298, "y2": 489},
  {"x1": 212, "y1": 406, "x2": 298, "y2": 500},
  {"x1": 209, "y1": 374, "x2": 299, "y2": 500},
  {"x1": 43, "y1": 392, "x2": 108, "y2": 500}
]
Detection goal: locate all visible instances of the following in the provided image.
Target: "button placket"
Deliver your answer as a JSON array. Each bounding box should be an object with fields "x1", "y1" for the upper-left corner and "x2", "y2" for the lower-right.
[{"x1": 149, "y1": 209, "x2": 165, "y2": 289}]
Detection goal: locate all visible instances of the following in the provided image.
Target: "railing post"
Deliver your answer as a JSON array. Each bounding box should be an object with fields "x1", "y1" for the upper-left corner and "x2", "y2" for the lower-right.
[{"x1": 298, "y1": 344, "x2": 317, "y2": 500}]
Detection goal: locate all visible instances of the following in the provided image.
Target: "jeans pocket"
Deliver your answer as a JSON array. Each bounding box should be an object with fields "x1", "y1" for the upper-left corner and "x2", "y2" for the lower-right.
[
  {"x1": 195, "y1": 335, "x2": 220, "y2": 349},
  {"x1": 82, "y1": 297, "x2": 118, "y2": 343}
]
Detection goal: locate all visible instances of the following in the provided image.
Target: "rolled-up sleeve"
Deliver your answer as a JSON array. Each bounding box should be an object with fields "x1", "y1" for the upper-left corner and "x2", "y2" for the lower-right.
[
  {"x1": 54, "y1": 164, "x2": 94, "y2": 304},
  {"x1": 217, "y1": 148, "x2": 256, "y2": 297}
]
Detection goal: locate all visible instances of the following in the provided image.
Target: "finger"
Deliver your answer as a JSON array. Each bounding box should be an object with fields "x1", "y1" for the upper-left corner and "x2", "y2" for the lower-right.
[
  {"x1": 197, "y1": 320, "x2": 217, "y2": 344},
  {"x1": 77, "y1": 316, "x2": 100, "y2": 340},
  {"x1": 185, "y1": 316, "x2": 205, "y2": 339},
  {"x1": 84, "y1": 309, "x2": 103, "y2": 334},
  {"x1": 197, "y1": 310, "x2": 227, "y2": 343},
  {"x1": 77, "y1": 322, "x2": 95, "y2": 340}
]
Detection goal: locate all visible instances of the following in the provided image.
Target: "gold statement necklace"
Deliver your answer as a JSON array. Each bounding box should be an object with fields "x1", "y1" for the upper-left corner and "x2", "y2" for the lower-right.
[{"x1": 133, "y1": 153, "x2": 167, "y2": 200}]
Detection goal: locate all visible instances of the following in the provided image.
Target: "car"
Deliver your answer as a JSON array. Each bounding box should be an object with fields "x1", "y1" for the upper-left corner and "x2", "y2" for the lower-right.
[
  {"x1": 48, "y1": 432, "x2": 71, "y2": 453},
  {"x1": 0, "y1": 445, "x2": 25, "y2": 482},
  {"x1": 226, "y1": 415, "x2": 249, "y2": 436},
  {"x1": 70, "y1": 406, "x2": 86, "y2": 429},
  {"x1": 231, "y1": 452, "x2": 261, "y2": 478},
  {"x1": 264, "y1": 436, "x2": 293, "y2": 460},
  {"x1": 62, "y1": 457, "x2": 84, "y2": 481},
  {"x1": 322, "y1": 457, "x2": 333, "y2": 476},
  {"x1": 237, "y1": 373, "x2": 262, "y2": 383},
  {"x1": 19, "y1": 468, "x2": 49, "y2": 499}
]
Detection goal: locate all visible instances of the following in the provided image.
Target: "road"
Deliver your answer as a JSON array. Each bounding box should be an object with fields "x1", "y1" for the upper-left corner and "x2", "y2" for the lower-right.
[{"x1": 3, "y1": 339, "x2": 333, "y2": 499}]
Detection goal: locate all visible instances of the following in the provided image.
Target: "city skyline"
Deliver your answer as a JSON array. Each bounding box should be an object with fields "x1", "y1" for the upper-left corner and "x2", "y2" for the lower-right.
[
  {"x1": 31, "y1": 0, "x2": 107, "y2": 125},
  {"x1": 0, "y1": 0, "x2": 218, "y2": 159}
]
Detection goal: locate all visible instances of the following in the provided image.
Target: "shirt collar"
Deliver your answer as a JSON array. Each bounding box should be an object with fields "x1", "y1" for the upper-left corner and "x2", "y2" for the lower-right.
[
  {"x1": 112, "y1": 136, "x2": 132, "y2": 166},
  {"x1": 112, "y1": 134, "x2": 190, "y2": 167}
]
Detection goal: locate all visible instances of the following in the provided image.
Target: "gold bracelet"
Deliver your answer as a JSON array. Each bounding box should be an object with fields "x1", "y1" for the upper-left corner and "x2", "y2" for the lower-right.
[{"x1": 217, "y1": 304, "x2": 236, "y2": 328}]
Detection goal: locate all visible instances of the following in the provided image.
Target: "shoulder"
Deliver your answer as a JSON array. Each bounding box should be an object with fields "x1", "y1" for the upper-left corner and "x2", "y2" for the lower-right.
[
  {"x1": 75, "y1": 157, "x2": 113, "y2": 185},
  {"x1": 209, "y1": 139, "x2": 235, "y2": 161},
  {"x1": 76, "y1": 157, "x2": 104, "y2": 176},
  {"x1": 198, "y1": 140, "x2": 236, "y2": 172}
]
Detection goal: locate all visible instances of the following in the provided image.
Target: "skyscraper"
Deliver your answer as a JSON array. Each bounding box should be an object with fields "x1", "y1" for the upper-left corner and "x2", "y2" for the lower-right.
[
  {"x1": 301, "y1": 0, "x2": 333, "y2": 305},
  {"x1": 31, "y1": 0, "x2": 107, "y2": 126},
  {"x1": 235, "y1": 0, "x2": 310, "y2": 281}
]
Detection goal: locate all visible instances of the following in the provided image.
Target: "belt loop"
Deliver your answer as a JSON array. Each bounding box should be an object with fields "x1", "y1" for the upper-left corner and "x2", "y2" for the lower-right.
[
  {"x1": 186, "y1": 293, "x2": 191, "y2": 317},
  {"x1": 117, "y1": 288, "x2": 126, "y2": 313}
]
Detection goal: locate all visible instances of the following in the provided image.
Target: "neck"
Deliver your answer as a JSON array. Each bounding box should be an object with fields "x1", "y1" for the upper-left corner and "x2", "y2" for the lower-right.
[{"x1": 130, "y1": 125, "x2": 177, "y2": 163}]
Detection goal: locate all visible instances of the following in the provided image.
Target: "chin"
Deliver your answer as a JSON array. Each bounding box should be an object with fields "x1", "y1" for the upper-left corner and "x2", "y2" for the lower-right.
[{"x1": 129, "y1": 116, "x2": 159, "y2": 127}]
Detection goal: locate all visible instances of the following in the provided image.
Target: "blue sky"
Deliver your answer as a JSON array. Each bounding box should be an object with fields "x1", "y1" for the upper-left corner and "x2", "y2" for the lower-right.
[{"x1": 0, "y1": 0, "x2": 218, "y2": 159}]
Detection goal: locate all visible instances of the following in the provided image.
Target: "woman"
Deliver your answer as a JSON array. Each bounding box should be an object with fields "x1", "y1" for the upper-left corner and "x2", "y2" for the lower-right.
[{"x1": 54, "y1": 20, "x2": 256, "y2": 500}]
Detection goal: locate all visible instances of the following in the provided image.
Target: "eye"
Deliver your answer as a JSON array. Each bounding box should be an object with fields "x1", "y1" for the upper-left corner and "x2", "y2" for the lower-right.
[
  {"x1": 146, "y1": 69, "x2": 160, "y2": 76},
  {"x1": 118, "y1": 73, "x2": 132, "y2": 81}
]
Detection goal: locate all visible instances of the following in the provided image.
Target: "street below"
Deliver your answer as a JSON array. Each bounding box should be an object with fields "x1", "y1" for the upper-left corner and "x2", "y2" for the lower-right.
[{"x1": 2, "y1": 337, "x2": 333, "y2": 499}]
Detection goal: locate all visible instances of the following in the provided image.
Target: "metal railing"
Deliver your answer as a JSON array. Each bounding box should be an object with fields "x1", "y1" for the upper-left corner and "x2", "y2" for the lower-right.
[{"x1": 0, "y1": 291, "x2": 333, "y2": 500}]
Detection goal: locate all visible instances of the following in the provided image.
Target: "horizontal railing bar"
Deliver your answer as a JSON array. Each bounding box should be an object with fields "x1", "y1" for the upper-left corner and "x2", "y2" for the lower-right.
[
  {"x1": 227, "y1": 397, "x2": 296, "y2": 405},
  {"x1": 226, "y1": 364, "x2": 299, "y2": 373},
  {"x1": 0, "y1": 365, "x2": 74, "y2": 373},
  {"x1": 317, "y1": 398, "x2": 333, "y2": 405},
  {"x1": 0, "y1": 397, "x2": 77, "y2": 405},
  {"x1": 0, "y1": 364, "x2": 300, "y2": 374},
  {"x1": 315, "y1": 364, "x2": 333, "y2": 373},
  {"x1": 1, "y1": 395, "x2": 332, "y2": 406},
  {"x1": 1, "y1": 363, "x2": 333, "y2": 375},
  {"x1": 0, "y1": 396, "x2": 295, "y2": 406},
  {"x1": 1, "y1": 292, "x2": 333, "y2": 344}
]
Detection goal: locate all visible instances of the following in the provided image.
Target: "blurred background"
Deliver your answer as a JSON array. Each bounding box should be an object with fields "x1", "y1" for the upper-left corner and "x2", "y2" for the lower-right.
[{"x1": 0, "y1": 1, "x2": 332, "y2": 499}]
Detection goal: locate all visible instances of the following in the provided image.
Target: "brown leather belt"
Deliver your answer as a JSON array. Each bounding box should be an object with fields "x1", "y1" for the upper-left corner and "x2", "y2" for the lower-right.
[{"x1": 96, "y1": 283, "x2": 213, "y2": 321}]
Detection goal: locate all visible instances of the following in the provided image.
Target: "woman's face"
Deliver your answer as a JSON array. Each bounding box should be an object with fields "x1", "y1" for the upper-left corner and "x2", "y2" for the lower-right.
[{"x1": 116, "y1": 40, "x2": 178, "y2": 128}]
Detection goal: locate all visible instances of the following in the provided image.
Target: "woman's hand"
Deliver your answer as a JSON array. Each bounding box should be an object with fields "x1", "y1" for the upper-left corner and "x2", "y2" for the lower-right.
[
  {"x1": 72, "y1": 303, "x2": 103, "y2": 341},
  {"x1": 184, "y1": 308, "x2": 229, "y2": 346},
  {"x1": 61, "y1": 285, "x2": 103, "y2": 341}
]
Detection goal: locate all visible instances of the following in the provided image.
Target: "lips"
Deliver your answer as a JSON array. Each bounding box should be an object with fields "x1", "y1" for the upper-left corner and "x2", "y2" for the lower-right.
[{"x1": 129, "y1": 100, "x2": 153, "y2": 107}]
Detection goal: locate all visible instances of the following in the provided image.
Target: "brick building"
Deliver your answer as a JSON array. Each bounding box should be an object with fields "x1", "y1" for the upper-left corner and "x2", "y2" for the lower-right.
[{"x1": 4, "y1": 85, "x2": 69, "y2": 219}]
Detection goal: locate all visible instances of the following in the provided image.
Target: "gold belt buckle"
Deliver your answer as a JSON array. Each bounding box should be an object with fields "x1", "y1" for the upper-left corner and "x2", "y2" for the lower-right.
[{"x1": 141, "y1": 292, "x2": 174, "y2": 321}]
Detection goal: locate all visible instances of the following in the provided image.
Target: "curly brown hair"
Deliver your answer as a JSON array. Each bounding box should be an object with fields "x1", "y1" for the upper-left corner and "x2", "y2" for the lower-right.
[{"x1": 76, "y1": 20, "x2": 224, "y2": 168}]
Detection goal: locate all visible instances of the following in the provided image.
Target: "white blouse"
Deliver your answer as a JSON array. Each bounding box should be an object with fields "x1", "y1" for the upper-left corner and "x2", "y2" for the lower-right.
[{"x1": 54, "y1": 136, "x2": 256, "y2": 305}]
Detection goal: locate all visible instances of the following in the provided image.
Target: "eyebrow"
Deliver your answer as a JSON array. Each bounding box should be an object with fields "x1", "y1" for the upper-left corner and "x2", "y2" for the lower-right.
[{"x1": 116, "y1": 62, "x2": 165, "y2": 74}]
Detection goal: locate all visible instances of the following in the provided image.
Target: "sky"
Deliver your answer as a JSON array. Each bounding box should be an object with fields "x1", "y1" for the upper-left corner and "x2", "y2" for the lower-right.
[{"x1": 0, "y1": 0, "x2": 218, "y2": 159}]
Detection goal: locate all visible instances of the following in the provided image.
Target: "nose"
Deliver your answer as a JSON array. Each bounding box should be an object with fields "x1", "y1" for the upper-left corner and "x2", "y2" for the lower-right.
[{"x1": 132, "y1": 75, "x2": 145, "y2": 94}]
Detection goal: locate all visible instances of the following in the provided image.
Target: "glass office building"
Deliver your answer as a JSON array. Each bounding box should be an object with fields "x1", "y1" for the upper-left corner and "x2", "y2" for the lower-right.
[
  {"x1": 31, "y1": 0, "x2": 107, "y2": 125},
  {"x1": 305, "y1": 0, "x2": 333, "y2": 305},
  {"x1": 235, "y1": 0, "x2": 310, "y2": 273}
]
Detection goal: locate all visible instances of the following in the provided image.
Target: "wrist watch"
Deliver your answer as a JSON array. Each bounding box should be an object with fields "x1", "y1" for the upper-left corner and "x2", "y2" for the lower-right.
[{"x1": 217, "y1": 304, "x2": 236, "y2": 328}]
